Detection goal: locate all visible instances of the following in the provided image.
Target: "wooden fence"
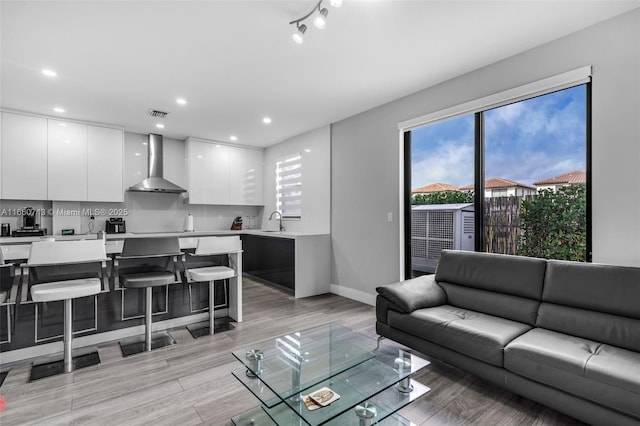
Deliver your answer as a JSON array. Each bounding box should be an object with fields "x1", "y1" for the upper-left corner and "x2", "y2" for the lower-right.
[{"x1": 484, "y1": 196, "x2": 534, "y2": 255}]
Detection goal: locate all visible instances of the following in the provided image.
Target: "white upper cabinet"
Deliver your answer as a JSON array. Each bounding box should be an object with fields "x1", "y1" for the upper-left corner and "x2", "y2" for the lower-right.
[
  {"x1": 0, "y1": 112, "x2": 124, "y2": 202},
  {"x1": 187, "y1": 140, "x2": 213, "y2": 204},
  {"x1": 88, "y1": 126, "x2": 124, "y2": 202},
  {"x1": 187, "y1": 138, "x2": 263, "y2": 206},
  {"x1": 47, "y1": 120, "x2": 88, "y2": 201},
  {"x1": 228, "y1": 146, "x2": 244, "y2": 205},
  {"x1": 229, "y1": 145, "x2": 263, "y2": 205},
  {"x1": 210, "y1": 144, "x2": 230, "y2": 204},
  {"x1": 1, "y1": 113, "x2": 48, "y2": 200}
]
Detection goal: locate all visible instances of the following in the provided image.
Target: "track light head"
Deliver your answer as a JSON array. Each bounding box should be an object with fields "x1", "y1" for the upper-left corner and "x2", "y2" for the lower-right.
[
  {"x1": 314, "y1": 8, "x2": 328, "y2": 29},
  {"x1": 293, "y1": 23, "x2": 307, "y2": 44}
]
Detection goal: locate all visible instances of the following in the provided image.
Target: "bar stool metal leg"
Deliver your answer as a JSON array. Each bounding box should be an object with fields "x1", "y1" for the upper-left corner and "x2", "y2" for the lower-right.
[
  {"x1": 186, "y1": 279, "x2": 233, "y2": 338},
  {"x1": 145, "y1": 287, "x2": 153, "y2": 351},
  {"x1": 119, "y1": 286, "x2": 176, "y2": 357},
  {"x1": 30, "y1": 298, "x2": 101, "y2": 382},
  {"x1": 209, "y1": 280, "x2": 215, "y2": 336},
  {"x1": 64, "y1": 299, "x2": 73, "y2": 373}
]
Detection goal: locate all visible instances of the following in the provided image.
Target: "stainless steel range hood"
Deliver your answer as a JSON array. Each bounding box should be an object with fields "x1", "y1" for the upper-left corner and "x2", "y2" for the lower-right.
[{"x1": 128, "y1": 134, "x2": 187, "y2": 194}]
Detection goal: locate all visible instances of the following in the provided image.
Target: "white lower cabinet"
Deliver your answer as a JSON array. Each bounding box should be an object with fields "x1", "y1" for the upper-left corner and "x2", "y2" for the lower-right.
[
  {"x1": 187, "y1": 137, "x2": 263, "y2": 206},
  {"x1": 1, "y1": 113, "x2": 48, "y2": 200}
]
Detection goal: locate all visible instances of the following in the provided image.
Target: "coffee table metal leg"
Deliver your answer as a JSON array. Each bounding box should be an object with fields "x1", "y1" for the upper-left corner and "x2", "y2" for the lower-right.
[
  {"x1": 355, "y1": 402, "x2": 377, "y2": 426},
  {"x1": 245, "y1": 349, "x2": 264, "y2": 378},
  {"x1": 395, "y1": 351, "x2": 414, "y2": 393}
]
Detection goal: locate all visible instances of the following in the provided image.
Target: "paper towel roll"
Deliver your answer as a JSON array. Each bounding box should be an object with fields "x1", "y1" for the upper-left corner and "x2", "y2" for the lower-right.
[{"x1": 184, "y1": 213, "x2": 194, "y2": 232}]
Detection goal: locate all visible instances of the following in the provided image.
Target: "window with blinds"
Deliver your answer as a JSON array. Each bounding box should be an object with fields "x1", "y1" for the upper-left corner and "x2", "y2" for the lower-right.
[{"x1": 276, "y1": 153, "x2": 302, "y2": 219}]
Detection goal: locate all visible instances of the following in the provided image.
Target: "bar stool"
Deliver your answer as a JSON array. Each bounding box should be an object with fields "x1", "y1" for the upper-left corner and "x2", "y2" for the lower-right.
[
  {"x1": 25, "y1": 239, "x2": 108, "y2": 381},
  {"x1": 0, "y1": 249, "x2": 18, "y2": 346},
  {"x1": 114, "y1": 237, "x2": 183, "y2": 357},
  {"x1": 185, "y1": 236, "x2": 241, "y2": 337}
]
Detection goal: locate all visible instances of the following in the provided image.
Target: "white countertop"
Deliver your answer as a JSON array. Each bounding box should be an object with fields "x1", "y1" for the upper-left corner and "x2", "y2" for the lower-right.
[
  {"x1": 0, "y1": 229, "x2": 329, "y2": 260},
  {"x1": 0, "y1": 229, "x2": 328, "y2": 244}
]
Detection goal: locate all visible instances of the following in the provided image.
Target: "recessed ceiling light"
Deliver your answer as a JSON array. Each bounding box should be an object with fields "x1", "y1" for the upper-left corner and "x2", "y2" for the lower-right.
[
  {"x1": 42, "y1": 69, "x2": 57, "y2": 77},
  {"x1": 230, "y1": 135, "x2": 238, "y2": 141},
  {"x1": 262, "y1": 117, "x2": 272, "y2": 124},
  {"x1": 305, "y1": 149, "x2": 311, "y2": 153},
  {"x1": 53, "y1": 107, "x2": 65, "y2": 113},
  {"x1": 156, "y1": 123, "x2": 165, "y2": 129},
  {"x1": 176, "y1": 98, "x2": 187, "y2": 105},
  {"x1": 59, "y1": 123, "x2": 67, "y2": 127},
  {"x1": 135, "y1": 152, "x2": 141, "y2": 156}
]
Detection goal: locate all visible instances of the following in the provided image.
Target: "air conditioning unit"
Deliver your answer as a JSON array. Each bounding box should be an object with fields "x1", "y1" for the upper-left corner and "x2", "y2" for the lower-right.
[{"x1": 411, "y1": 203, "x2": 475, "y2": 273}]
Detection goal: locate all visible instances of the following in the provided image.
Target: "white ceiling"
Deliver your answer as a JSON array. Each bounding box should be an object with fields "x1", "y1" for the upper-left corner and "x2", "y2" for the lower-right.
[{"x1": 2, "y1": 1, "x2": 639, "y2": 148}]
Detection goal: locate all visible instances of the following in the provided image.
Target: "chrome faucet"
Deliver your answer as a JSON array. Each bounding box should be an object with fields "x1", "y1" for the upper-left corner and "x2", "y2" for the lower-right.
[{"x1": 268, "y1": 211, "x2": 284, "y2": 231}]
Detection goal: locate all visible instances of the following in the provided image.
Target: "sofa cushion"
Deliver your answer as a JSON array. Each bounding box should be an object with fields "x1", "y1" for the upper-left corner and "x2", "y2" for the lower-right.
[
  {"x1": 439, "y1": 282, "x2": 541, "y2": 326},
  {"x1": 537, "y1": 303, "x2": 640, "y2": 353},
  {"x1": 505, "y1": 328, "x2": 640, "y2": 420},
  {"x1": 435, "y1": 250, "x2": 547, "y2": 299},
  {"x1": 388, "y1": 305, "x2": 531, "y2": 366},
  {"x1": 376, "y1": 275, "x2": 447, "y2": 313},
  {"x1": 539, "y1": 260, "x2": 640, "y2": 352},
  {"x1": 543, "y1": 260, "x2": 640, "y2": 318}
]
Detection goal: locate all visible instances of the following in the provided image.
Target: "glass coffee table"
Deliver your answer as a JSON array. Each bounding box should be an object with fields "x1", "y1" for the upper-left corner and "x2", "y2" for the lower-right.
[{"x1": 230, "y1": 323, "x2": 430, "y2": 425}]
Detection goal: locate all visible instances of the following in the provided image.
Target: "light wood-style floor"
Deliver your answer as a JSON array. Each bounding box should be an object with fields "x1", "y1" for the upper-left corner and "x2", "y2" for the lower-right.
[{"x1": 0, "y1": 277, "x2": 585, "y2": 425}]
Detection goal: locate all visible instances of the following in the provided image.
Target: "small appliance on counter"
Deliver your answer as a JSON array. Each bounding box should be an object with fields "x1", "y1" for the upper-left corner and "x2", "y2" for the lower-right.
[
  {"x1": 230, "y1": 216, "x2": 243, "y2": 231},
  {"x1": 12, "y1": 207, "x2": 47, "y2": 237},
  {"x1": 1, "y1": 223, "x2": 10, "y2": 237},
  {"x1": 184, "y1": 213, "x2": 194, "y2": 232},
  {"x1": 105, "y1": 217, "x2": 127, "y2": 234}
]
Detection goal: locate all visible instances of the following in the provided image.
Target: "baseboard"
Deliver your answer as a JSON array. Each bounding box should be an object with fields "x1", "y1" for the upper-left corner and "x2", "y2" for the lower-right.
[{"x1": 330, "y1": 284, "x2": 376, "y2": 306}]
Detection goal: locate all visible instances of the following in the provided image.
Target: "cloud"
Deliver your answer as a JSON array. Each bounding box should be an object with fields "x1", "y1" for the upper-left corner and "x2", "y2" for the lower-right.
[
  {"x1": 412, "y1": 139, "x2": 474, "y2": 187},
  {"x1": 412, "y1": 85, "x2": 586, "y2": 187}
]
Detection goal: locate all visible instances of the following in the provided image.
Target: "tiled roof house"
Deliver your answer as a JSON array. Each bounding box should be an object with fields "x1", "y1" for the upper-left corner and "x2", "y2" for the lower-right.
[
  {"x1": 534, "y1": 170, "x2": 586, "y2": 191},
  {"x1": 460, "y1": 177, "x2": 537, "y2": 197}
]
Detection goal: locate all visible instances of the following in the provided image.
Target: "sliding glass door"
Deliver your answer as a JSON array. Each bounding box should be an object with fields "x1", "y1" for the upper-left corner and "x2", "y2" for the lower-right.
[
  {"x1": 483, "y1": 85, "x2": 588, "y2": 260},
  {"x1": 406, "y1": 83, "x2": 590, "y2": 277}
]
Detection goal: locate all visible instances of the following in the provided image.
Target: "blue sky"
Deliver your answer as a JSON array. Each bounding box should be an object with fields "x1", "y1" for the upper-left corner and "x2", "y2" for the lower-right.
[{"x1": 411, "y1": 85, "x2": 586, "y2": 188}]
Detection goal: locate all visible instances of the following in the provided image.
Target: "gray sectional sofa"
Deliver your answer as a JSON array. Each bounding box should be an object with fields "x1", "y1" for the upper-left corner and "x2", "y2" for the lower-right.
[{"x1": 376, "y1": 250, "x2": 640, "y2": 425}]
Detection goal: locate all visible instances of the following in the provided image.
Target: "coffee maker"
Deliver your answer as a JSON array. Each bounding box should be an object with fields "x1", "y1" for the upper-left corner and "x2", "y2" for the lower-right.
[{"x1": 12, "y1": 207, "x2": 46, "y2": 237}]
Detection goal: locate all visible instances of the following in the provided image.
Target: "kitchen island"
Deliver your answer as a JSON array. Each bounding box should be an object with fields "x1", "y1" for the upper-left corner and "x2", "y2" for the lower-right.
[{"x1": 0, "y1": 230, "x2": 330, "y2": 364}]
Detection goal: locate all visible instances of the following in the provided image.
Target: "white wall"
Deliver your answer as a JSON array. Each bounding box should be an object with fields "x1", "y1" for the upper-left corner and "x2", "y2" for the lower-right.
[
  {"x1": 262, "y1": 125, "x2": 330, "y2": 233},
  {"x1": 331, "y1": 9, "x2": 640, "y2": 302}
]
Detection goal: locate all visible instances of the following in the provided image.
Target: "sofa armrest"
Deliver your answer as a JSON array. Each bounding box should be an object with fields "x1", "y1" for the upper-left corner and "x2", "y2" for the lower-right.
[{"x1": 376, "y1": 274, "x2": 447, "y2": 314}]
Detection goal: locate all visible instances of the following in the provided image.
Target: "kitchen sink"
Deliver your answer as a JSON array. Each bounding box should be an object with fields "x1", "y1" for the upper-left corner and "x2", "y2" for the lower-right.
[{"x1": 260, "y1": 230, "x2": 281, "y2": 233}]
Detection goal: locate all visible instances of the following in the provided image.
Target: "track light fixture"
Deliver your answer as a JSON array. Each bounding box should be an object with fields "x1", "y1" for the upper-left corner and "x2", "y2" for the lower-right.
[
  {"x1": 289, "y1": 0, "x2": 341, "y2": 44},
  {"x1": 292, "y1": 23, "x2": 307, "y2": 44}
]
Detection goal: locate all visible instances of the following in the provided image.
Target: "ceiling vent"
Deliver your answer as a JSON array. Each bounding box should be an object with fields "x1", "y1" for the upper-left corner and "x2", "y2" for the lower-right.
[{"x1": 147, "y1": 109, "x2": 169, "y2": 118}]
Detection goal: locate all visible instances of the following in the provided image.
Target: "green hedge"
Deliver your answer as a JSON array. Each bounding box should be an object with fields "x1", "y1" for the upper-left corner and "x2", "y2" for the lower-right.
[
  {"x1": 516, "y1": 184, "x2": 587, "y2": 261},
  {"x1": 412, "y1": 191, "x2": 474, "y2": 205}
]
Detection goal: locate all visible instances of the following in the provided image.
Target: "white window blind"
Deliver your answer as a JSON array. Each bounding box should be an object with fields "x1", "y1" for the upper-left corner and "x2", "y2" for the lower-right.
[
  {"x1": 276, "y1": 153, "x2": 302, "y2": 219},
  {"x1": 398, "y1": 65, "x2": 592, "y2": 131}
]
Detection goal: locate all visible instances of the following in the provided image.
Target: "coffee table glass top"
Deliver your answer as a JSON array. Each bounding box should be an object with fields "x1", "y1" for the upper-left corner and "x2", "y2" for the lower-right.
[
  {"x1": 231, "y1": 323, "x2": 378, "y2": 402},
  {"x1": 231, "y1": 323, "x2": 430, "y2": 426}
]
